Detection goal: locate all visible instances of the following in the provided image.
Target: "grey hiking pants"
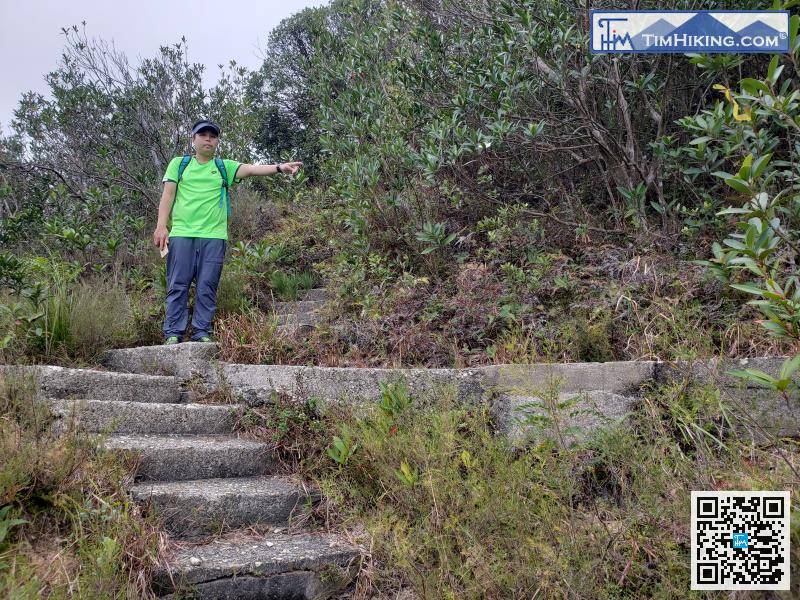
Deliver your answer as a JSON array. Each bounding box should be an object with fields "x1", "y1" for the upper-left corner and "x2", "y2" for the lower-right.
[{"x1": 162, "y1": 236, "x2": 226, "y2": 340}]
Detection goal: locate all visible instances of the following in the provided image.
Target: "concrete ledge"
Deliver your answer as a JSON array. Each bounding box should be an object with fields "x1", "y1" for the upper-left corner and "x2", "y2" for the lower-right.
[
  {"x1": 273, "y1": 300, "x2": 326, "y2": 315},
  {"x1": 654, "y1": 356, "x2": 799, "y2": 437},
  {"x1": 221, "y1": 361, "x2": 656, "y2": 408},
  {"x1": 220, "y1": 358, "x2": 797, "y2": 443},
  {"x1": 49, "y1": 399, "x2": 240, "y2": 435},
  {"x1": 222, "y1": 363, "x2": 487, "y2": 407},
  {"x1": 101, "y1": 342, "x2": 220, "y2": 384},
  {"x1": 160, "y1": 571, "x2": 343, "y2": 600},
  {"x1": 153, "y1": 532, "x2": 361, "y2": 598},
  {"x1": 131, "y1": 475, "x2": 317, "y2": 539},
  {"x1": 655, "y1": 356, "x2": 791, "y2": 388},
  {"x1": 275, "y1": 322, "x2": 317, "y2": 339},
  {"x1": 492, "y1": 390, "x2": 638, "y2": 447},
  {"x1": 101, "y1": 434, "x2": 277, "y2": 482},
  {"x1": 302, "y1": 288, "x2": 329, "y2": 302},
  {"x1": 0, "y1": 365, "x2": 181, "y2": 403},
  {"x1": 713, "y1": 386, "x2": 800, "y2": 439},
  {"x1": 484, "y1": 361, "x2": 657, "y2": 395},
  {"x1": 274, "y1": 312, "x2": 322, "y2": 327}
]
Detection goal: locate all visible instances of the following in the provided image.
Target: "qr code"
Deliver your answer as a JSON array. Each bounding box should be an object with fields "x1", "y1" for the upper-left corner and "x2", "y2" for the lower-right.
[{"x1": 691, "y1": 491, "x2": 790, "y2": 590}]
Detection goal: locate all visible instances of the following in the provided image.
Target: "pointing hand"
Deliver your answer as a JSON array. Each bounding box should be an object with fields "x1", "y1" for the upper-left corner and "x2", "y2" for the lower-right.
[{"x1": 279, "y1": 161, "x2": 303, "y2": 176}]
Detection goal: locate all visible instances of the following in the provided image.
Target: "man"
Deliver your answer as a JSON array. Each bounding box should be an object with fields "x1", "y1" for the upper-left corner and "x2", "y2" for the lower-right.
[{"x1": 152, "y1": 118, "x2": 302, "y2": 344}]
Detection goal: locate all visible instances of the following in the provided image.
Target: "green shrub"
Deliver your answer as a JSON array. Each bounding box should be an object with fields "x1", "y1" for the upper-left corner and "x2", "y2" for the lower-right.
[
  {"x1": 569, "y1": 309, "x2": 615, "y2": 363},
  {"x1": 276, "y1": 379, "x2": 800, "y2": 598},
  {"x1": 66, "y1": 279, "x2": 137, "y2": 360},
  {"x1": 0, "y1": 258, "x2": 160, "y2": 365}
]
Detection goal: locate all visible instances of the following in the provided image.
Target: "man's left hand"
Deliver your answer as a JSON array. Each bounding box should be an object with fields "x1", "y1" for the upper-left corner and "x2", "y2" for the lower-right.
[{"x1": 280, "y1": 161, "x2": 303, "y2": 176}]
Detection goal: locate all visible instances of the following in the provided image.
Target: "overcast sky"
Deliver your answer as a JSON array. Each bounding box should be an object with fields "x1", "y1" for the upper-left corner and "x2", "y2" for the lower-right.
[{"x1": 0, "y1": 0, "x2": 329, "y2": 134}]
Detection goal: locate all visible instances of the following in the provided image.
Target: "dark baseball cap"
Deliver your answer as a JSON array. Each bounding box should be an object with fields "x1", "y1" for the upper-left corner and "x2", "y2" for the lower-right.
[{"x1": 191, "y1": 119, "x2": 220, "y2": 136}]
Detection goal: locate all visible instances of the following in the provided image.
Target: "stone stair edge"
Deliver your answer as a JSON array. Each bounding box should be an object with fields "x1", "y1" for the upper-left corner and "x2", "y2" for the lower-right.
[
  {"x1": 1, "y1": 364, "x2": 184, "y2": 404},
  {"x1": 222, "y1": 355, "x2": 792, "y2": 371},
  {"x1": 272, "y1": 299, "x2": 327, "y2": 313},
  {"x1": 129, "y1": 474, "x2": 313, "y2": 497},
  {"x1": 101, "y1": 433, "x2": 270, "y2": 449},
  {"x1": 47, "y1": 398, "x2": 242, "y2": 435},
  {"x1": 0, "y1": 363, "x2": 180, "y2": 382},
  {"x1": 154, "y1": 530, "x2": 362, "y2": 589},
  {"x1": 46, "y1": 397, "x2": 241, "y2": 409},
  {"x1": 100, "y1": 433, "x2": 278, "y2": 482},
  {"x1": 130, "y1": 475, "x2": 321, "y2": 540},
  {"x1": 214, "y1": 356, "x2": 798, "y2": 400}
]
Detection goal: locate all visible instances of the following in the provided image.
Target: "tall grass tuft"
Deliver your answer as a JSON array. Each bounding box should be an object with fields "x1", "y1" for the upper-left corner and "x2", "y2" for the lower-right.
[{"x1": 270, "y1": 270, "x2": 319, "y2": 301}]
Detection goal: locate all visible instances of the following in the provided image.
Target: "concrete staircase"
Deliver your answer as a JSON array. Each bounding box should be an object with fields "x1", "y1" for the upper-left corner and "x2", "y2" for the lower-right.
[{"x1": 1, "y1": 357, "x2": 362, "y2": 598}]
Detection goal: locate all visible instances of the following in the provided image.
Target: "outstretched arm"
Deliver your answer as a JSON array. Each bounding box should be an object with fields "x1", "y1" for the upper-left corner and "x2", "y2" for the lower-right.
[{"x1": 237, "y1": 161, "x2": 303, "y2": 179}]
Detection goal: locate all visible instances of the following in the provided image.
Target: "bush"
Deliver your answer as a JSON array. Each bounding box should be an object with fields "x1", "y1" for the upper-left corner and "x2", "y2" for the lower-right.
[
  {"x1": 0, "y1": 257, "x2": 160, "y2": 366},
  {"x1": 66, "y1": 279, "x2": 138, "y2": 360},
  {"x1": 215, "y1": 266, "x2": 253, "y2": 315},
  {"x1": 247, "y1": 378, "x2": 800, "y2": 598}
]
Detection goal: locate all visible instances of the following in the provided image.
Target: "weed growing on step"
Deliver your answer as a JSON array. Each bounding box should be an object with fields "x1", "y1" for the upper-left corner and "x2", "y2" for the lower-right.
[
  {"x1": 283, "y1": 379, "x2": 800, "y2": 598},
  {"x1": 508, "y1": 377, "x2": 613, "y2": 451},
  {"x1": 0, "y1": 370, "x2": 164, "y2": 597},
  {"x1": 236, "y1": 391, "x2": 328, "y2": 472}
]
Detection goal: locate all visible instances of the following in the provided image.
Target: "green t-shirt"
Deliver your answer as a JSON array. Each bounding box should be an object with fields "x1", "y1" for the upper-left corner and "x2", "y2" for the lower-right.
[{"x1": 162, "y1": 156, "x2": 243, "y2": 239}]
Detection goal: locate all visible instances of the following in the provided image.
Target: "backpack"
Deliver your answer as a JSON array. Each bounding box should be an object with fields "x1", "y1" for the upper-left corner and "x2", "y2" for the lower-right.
[{"x1": 174, "y1": 154, "x2": 232, "y2": 216}]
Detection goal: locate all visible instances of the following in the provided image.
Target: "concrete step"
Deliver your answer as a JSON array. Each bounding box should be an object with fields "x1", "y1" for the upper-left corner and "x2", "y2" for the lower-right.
[
  {"x1": 655, "y1": 356, "x2": 791, "y2": 388},
  {"x1": 131, "y1": 476, "x2": 319, "y2": 539},
  {"x1": 101, "y1": 434, "x2": 277, "y2": 482},
  {"x1": 302, "y1": 287, "x2": 329, "y2": 302},
  {"x1": 274, "y1": 311, "x2": 322, "y2": 327},
  {"x1": 276, "y1": 322, "x2": 317, "y2": 339},
  {"x1": 153, "y1": 531, "x2": 362, "y2": 599},
  {"x1": 273, "y1": 299, "x2": 326, "y2": 315},
  {"x1": 49, "y1": 399, "x2": 240, "y2": 435},
  {"x1": 0, "y1": 365, "x2": 181, "y2": 403},
  {"x1": 101, "y1": 342, "x2": 220, "y2": 382}
]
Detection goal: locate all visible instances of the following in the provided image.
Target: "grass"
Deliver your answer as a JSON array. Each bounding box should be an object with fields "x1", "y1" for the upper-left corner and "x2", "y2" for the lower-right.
[
  {"x1": 1, "y1": 274, "x2": 161, "y2": 367},
  {"x1": 215, "y1": 307, "x2": 296, "y2": 364},
  {"x1": 0, "y1": 370, "x2": 163, "y2": 598},
  {"x1": 215, "y1": 266, "x2": 253, "y2": 315},
  {"x1": 235, "y1": 377, "x2": 800, "y2": 599},
  {"x1": 270, "y1": 270, "x2": 318, "y2": 301}
]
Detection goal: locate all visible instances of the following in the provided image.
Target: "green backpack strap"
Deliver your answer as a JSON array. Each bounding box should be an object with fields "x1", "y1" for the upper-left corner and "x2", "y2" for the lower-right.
[
  {"x1": 214, "y1": 157, "x2": 231, "y2": 216},
  {"x1": 177, "y1": 154, "x2": 192, "y2": 183}
]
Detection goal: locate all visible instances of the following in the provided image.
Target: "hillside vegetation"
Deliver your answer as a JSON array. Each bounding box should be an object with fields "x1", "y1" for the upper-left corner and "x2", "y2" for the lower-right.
[
  {"x1": 2, "y1": 2, "x2": 800, "y2": 595},
  {"x1": 2, "y1": 0, "x2": 799, "y2": 369}
]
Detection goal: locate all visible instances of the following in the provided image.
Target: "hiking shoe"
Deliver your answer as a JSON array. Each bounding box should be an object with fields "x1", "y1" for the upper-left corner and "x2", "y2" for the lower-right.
[
  {"x1": 164, "y1": 336, "x2": 180, "y2": 345},
  {"x1": 197, "y1": 335, "x2": 213, "y2": 343}
]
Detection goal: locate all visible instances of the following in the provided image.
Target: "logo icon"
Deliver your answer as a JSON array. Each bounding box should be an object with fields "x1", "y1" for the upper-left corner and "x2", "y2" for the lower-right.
[
  {"x1": 732, "y1": 533, "x2": 749, "y2": 549},
  {"x1": 591, "y1": 10, "x2": 790, "y2": 54}
]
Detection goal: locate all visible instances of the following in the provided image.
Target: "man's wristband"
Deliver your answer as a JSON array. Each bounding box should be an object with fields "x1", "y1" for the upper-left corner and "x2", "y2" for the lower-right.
[{"x1": 275, "y1": 163, "x2": 282, "y2": 174}]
